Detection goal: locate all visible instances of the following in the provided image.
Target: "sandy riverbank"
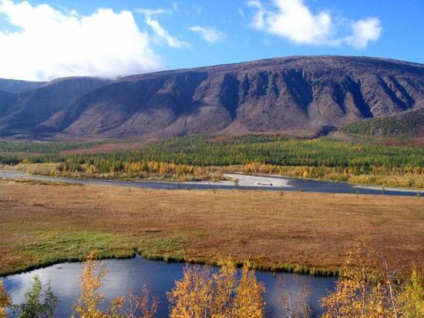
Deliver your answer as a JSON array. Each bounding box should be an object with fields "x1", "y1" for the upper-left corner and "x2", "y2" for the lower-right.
[{"x1": 182, "y1": 173, "x2": 292, "y2": 188}]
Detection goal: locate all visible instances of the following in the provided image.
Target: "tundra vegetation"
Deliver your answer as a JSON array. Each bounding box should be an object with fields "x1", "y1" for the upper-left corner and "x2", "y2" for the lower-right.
[
  {"x1": 1, "y1": 180, "x2": 423, "y2": 276},
  {"x1": 1, "y1": 135, "x2": 424, "y2": 188}
]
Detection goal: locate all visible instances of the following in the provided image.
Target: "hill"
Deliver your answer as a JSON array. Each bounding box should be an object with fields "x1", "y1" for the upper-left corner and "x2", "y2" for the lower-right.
[
  {"x1": 0, "y1": 78, "x2": 46, "y2": 94},
  {"x1": 0, "y1": 77, "x2": 109, "y2": 138},
  {"x1": 341, "y1": 107, "x2": 424, "y2": 137},
  {"x1": 0, "y1": 56, "x2": 423, "y2": 140}
]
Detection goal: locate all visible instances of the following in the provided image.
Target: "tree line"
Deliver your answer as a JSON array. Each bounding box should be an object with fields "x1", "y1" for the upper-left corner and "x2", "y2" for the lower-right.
[{"x1": 1, "y1": 135, "x2": 424, "y2": 188}]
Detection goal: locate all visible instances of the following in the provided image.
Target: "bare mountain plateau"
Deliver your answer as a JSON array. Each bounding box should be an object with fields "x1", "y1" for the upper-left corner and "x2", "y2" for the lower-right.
[{"x1": 0, "y1": 55, "x2": 423, "y2": 140}]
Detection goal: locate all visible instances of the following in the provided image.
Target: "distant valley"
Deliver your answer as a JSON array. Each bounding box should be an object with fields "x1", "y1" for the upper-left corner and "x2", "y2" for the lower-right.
[{"x1": 0, "y1": 55, "x2": 423, "y2": 140}]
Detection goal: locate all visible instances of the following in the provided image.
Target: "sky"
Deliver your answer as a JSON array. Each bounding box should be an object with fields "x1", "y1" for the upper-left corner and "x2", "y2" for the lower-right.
[{"x1": 0, "y1": 0, "x2": 423, "y2": 81}]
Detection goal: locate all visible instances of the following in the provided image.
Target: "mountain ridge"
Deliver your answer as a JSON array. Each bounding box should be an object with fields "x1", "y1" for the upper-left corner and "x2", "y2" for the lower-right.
[
  {"x1": 0, "y1": 78, "x2": 46, "y2": 94},
  {"x1": 0, "y1": 55, "x2": 423, "y2": 140}
]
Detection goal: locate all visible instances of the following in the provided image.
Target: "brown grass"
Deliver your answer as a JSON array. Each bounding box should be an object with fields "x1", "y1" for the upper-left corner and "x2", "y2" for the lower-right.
[
  {"x1": 0, "y1": 180, "x2": 423, "y2": 276},
  {"x1": 384, "y1": 138, "x2": 424, "y2": 148}
]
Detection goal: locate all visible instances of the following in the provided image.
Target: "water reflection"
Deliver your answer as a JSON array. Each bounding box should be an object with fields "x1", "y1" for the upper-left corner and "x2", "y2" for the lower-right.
[{"x1": 3, "y1": 257, "x2": 335, "y2": 318}]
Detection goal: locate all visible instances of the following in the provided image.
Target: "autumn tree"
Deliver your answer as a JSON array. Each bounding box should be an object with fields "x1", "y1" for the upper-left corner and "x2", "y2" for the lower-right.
[
  {"x1": 280, "y1": 283, "x2": 312, "y2": 318},
  {"x1": 168, "y1": 259, "x2": 265, "y2": 318},
  {"x1": 210, "y1": 259, "x2": 238, "y2": 317},
  {"x1": 168, "y1": 265, "x2": 213, "y2": 317},
  {"x1": 74, "y1": 251, "x2": 129, "y2": 318},
  {"x1": 0, "y1": 280, "x2": 11, "y2": 318},
  {"x1": 126, "y1": 286, "x2": 158, "y2": 318},
  {"x1": 74, "y1": 251, "x2": 158, "y2": 318},
  {"x1": 74, "y1": 251, "x2": 109, "y2": 318},
  {"x1": 232, "y1": 262, "x2": 266, "y2": 318},
  {"x1": 398, "y1": 266, "x2": 424, "y2": 317},
  {"x1": 321, "y1": 237, "x2": 401, "y2": 318}
]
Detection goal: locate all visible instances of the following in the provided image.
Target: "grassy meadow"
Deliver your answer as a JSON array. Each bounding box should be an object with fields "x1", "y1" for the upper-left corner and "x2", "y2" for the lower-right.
[{"x1": 1, "y1": 179, "x2": 423, "y2": 276}]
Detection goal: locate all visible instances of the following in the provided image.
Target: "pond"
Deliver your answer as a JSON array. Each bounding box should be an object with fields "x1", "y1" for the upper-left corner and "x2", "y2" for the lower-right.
[{"x1": 3, "y1": 257, "x2": 336, "y2": 318}]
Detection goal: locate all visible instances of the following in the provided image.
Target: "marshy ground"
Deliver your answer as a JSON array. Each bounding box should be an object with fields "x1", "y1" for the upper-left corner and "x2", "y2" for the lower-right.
[{"x1": 0, "y1": 179, "x2": 423, "y2": 276}]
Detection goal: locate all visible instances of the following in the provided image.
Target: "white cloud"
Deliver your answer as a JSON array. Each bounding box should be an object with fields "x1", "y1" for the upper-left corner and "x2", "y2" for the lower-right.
[
  {"x1": 248, "y1": 0, "x2": 382, "y2": 49},
  {"x1": 136, "y1": 8, "x2": 170, "y2": 17},
  {"x1": 189, "y1": 26, "x2": 225, "y2": 44},
  {"x1": 137, "y1": 7, "x2": 191, "y2": 49},
  {"x1": 145, "y1": 16, "x2": 191, "y2": 48},
  {"x1": 0, "y1": 0, "x2": 165, "y2": 81},
  {"x1": 349, "y1": 17, "x2": 382, "y2": 49},
  {"x1": 238, "y1": 8, "x2": 246, "y2": 19}
]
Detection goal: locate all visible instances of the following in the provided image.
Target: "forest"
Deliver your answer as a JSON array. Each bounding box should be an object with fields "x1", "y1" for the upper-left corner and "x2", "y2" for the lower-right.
[{"x1": 1, "y1": 135, "x2": 424, "y2": 188}]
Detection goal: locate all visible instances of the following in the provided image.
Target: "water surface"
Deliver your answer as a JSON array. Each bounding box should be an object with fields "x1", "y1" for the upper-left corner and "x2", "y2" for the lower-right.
[
  {"x1": 3, "y1": 257, "x2": 336, "y2": 318},
  {"x1": 0, "y1": 170, "x2": 420, "y2": 196}
]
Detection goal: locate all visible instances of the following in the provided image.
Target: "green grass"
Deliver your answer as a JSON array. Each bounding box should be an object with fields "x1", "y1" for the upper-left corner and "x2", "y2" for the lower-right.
[{"x1": 139, "y1": 237, "x2": 187, "y2": 262}]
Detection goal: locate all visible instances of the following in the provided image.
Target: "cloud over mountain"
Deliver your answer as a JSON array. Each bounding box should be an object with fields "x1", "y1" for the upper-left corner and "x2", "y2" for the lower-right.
[{"x1": 0, "y1": 0, "x2": 164, "y2": 80}]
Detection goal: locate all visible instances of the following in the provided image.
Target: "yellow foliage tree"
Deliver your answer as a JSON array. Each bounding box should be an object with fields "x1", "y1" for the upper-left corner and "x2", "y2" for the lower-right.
[
  {"x1": 74, "y1": 251, "x2": 158, "y2": 318},
  {"x1": 398, "y1": 266, "x2": 424, "y2": 317},
  {"x1": 232, "y1": 262, "x2": 266, "y2": 318},
  {"x1": 126, "y1": 286, "x2": 158, "y2": 318},
  {"x1": 321, "y1": 237, "x2": 401, "y2": 318},
  {"x1": 74, "y1": 251, "x2": 109, "y2": 318},
  {"x1": 210, "y1": 259, "x2": 237, "y2": 317},
  {"x1": 167, "y1": 265, "x2": 213, "y2": 317},
  {"x1": 0, "y1": 280, "x2": 11, "y2": 318},
  {"x1": 168, "y1": 259, "x2": 265, "y2": 318}
]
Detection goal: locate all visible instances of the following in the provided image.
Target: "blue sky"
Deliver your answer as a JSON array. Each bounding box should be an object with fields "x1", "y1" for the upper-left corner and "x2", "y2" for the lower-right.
[{"x1": 0, "y1": 0, "x2": 423, "y2": 80}]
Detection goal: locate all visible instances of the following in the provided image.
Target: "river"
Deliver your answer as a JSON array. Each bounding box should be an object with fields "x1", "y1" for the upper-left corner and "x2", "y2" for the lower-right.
[
  {"x1": 3, "y1": 257, "x2": 336, "y2": 318},
  {"x1": 0, "y1": 170, "x2": 421, "y2": 196}
]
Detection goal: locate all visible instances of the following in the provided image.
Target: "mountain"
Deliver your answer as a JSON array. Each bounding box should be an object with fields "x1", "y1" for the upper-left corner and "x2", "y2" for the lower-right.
[
  {"x1": 0, "y1": 78, "x2": 46, "y2": 94},
  {"x1": 0, "y1": 77, "x2": 109, "y2": 137},
  {"x1": 1, "y1": 56, "x2": 424, "y2": 140}
]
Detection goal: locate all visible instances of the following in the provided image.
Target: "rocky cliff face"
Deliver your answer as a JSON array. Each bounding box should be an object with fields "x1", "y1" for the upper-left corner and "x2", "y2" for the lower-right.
[{"x1": 1, "y1": 56, "x2": 423, "y2": 139}]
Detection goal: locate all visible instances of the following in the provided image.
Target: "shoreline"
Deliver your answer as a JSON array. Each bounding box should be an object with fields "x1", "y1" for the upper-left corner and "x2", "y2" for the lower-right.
[
  {"x1": 1, "y1": 252, "x2": 339, "y2": 279},
  {"x1": 353, "y1": 184, "x2": 422, "y2": 193}
]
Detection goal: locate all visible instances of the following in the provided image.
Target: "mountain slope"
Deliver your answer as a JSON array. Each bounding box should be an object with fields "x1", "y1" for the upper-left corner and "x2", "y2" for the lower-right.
[
  {"x1": 0, "y1": 77, "x2": 109, "y2": 137},
  {"x1": 1, "y1": 56, "x2": 424, "y2": 140},
  {"x1": 0, "y1": 78, "x2": 46, "y2": 94},
  {"x1": 341, "y1": 107, "x2": 424, "y2": 137}
]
